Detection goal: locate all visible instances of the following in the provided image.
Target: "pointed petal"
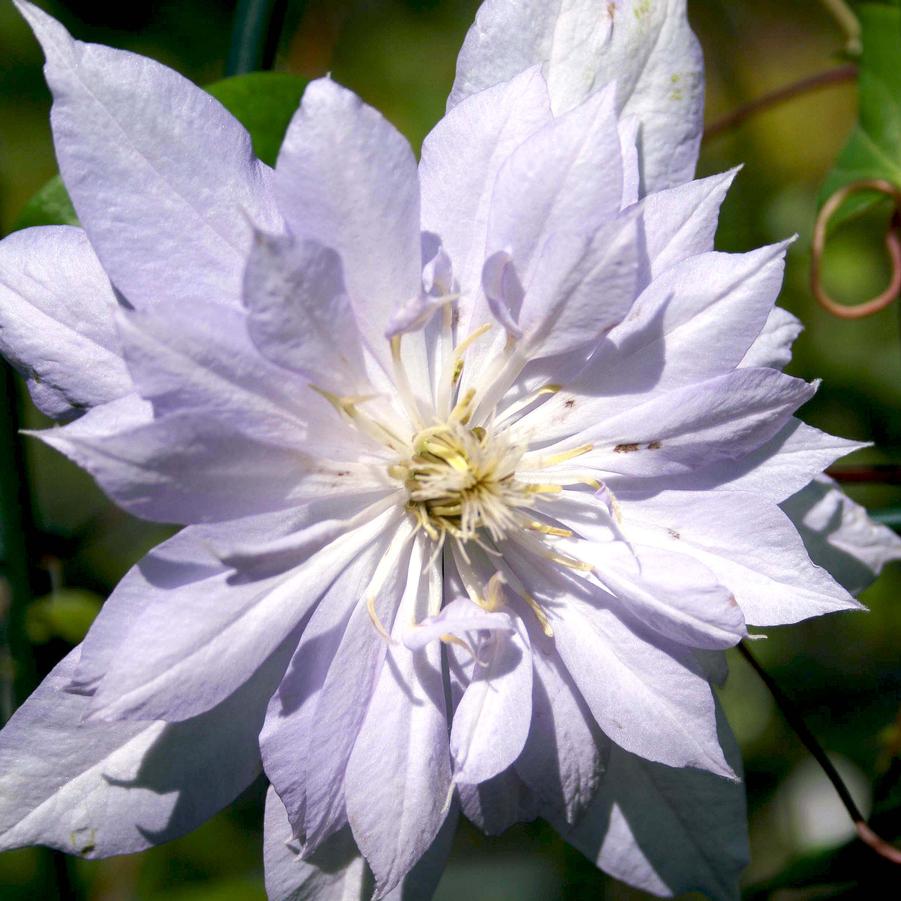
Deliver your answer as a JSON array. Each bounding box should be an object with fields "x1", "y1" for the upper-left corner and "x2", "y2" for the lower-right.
[
  {"x1": 664, "y1": 418, "x2": 866, "y2": 502},
  {"x1": 514, "y1": 642, "x2": 607, "y2": 826},
  {"x1": 36, "y1": 410, "x2": 340, "y2": 524},
  {"x1": 420, "y1": 67, "x2": 551, "y2": 316},
  {"x1": 116, "y1": 298, "x2": 316, "y2": 443},
  {"x1": 740, "y1": 306, "x2": 803, "y2": 371},
  {"x1": 562, "y1": 707, "x2": 747, "y2": 899},
  {"x1": 275, "y1": 78, "x2": 420, "y2": 367},
  {"x1": 583, "y1": 541, "x2": 747, "y2": 649},
  {"x1": 264, "y1": 792, "x2": 371, "y2": 901},
  {"x1": 565, "y1": 368, "x2": 816, "y2": 479},
  {"x1": 344, "y1": 541, "x2": 452, "y2": 898},
  {"x1": 16, "y1": 0, "x2": 279, "y2": 310},
  {"x1": 782, "y1": 475, "x2": 901, "y2": 596},
  {"x1": 620, "y1": 488, "x2": 861, "y2": 626},
  {"x1": 451, "y1": 616, "x2": 533, "y2": 784},
  {"x1": 87, "y1": 509, "x2": 399, "y2": 722},
  {"x1": 450, "y1": 0, "x2": 705, "y2": 193},
  {"x1": 0, "y1": 226, "x2": 131, "y2": 419},
  {"x1": 0, "y1": 644, "x2": 285, "y2": 855},
  {"x1": 514, "y1": 242, "x2": 790, "y2": 443},
  {"x1": 457, "y1": 768, "x2": 540, "y2": 835},
  {"x1": 243, "y1": 231, "x2": 371, "y2": 394},
  {"x1": 487, "y1": 84, "x2": 622, "y2": 280}
]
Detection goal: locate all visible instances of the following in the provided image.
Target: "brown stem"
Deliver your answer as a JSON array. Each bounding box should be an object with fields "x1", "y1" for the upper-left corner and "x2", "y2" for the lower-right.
[
  {"x1": 811, "y1": 180, "x2": 901, "y2": 319},
  {"x1": 702, "y1": 65, "x2": 857, "y2": 144},
  {"x1": 738, "y1": 642, "x2": 901, "y2": 866},
  {"x1": 828, "y1": 464, "x2": 901, "y2": 485}
]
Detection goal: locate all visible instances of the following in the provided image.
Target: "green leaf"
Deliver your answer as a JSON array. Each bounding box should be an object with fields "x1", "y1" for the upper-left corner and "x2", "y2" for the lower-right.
[
  {"x1": 205, "y1": 71, "x2": 307, "y2": 167},
  {"x1": 25, "y1": 588, "x2": 103, "y2": 645},
  {"x1": 12, "y1": 71, "x2": 307, "y2": 231},
  {"x1": 819, "y1": 3, "x2": 901, "y2": 221}
]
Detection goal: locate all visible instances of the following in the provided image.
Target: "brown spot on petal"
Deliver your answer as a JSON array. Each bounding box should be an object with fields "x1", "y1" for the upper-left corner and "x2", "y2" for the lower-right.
[
  {"x1": 647, "y1": 440, "x2": 662, "y2": 450},
  {"x1": 564, "y1": 398, "x2": 576, "y2": 409},
  {"x1": 667, "y1": 528, "x2": 681, "y2": 540},
  {"x1": 613, "y1": 443, "x2": 640, "y2": 454}
]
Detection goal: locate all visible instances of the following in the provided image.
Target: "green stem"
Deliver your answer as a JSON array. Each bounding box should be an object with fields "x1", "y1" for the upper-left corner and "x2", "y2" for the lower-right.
[
  {"x1": 0, "y1": 361, "x2": 37, "y2": 722},
  {"x1": 819, "y1": 0, "x2": 862, "y2": 55},
  {"x1": 226, "y1": 0, "x2": 289, "y2": 76}
]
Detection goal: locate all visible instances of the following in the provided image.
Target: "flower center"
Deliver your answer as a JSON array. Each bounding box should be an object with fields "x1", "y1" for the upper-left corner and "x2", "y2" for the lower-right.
[{"x1": 390, "y1": 421, "x2": 533, "y2": 544}]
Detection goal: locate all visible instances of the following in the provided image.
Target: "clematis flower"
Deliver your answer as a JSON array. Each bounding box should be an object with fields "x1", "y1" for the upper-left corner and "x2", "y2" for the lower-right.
[{"x1": 1, "y1": 1, "x2": 899, "y2": 900}]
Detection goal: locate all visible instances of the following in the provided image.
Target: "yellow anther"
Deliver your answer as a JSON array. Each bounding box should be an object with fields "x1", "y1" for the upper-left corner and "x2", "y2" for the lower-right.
[
  {"x1": 539, "y1": 443, "x2": 594, "y2": 468},
  {"x1": 449, "y1": 387, "x2": 477, "y2": 423},
  {"x1": 523, "y1": 594, "x2": 554, "y2": 637},
  {"x1": 526, "y1": 483, "x2": 564, "y2": 495},
  {"x1": 527, "y1": 521, "x2": 573, "y2": 538},
  {"x1": 367, "y1": 594, "x2": 391, "y2": 642}
]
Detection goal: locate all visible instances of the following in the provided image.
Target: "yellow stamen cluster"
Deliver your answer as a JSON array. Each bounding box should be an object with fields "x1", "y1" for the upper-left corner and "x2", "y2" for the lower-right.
[{"x1": 390, "y1": 420, "x2": 533, "y2": 543}]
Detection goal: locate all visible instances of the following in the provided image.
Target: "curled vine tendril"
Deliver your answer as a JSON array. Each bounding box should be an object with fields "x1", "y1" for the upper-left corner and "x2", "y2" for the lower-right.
[{"x1": 811, "y1": 179, "x2": 901, "y2": 319}]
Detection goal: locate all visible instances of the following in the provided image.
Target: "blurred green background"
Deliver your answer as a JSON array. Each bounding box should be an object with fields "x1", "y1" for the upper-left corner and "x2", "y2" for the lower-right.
[{"x1": 0, "y1": 0, "x2": 899, "y2": 898}]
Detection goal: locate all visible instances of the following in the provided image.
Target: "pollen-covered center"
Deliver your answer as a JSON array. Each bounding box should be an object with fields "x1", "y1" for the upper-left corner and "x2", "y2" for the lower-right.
[{"x1": 390, "y1": 421, "x2": 533, "y2": 543}]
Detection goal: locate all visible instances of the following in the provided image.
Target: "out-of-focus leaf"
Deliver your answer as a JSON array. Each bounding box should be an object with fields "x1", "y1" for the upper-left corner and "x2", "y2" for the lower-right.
[
  {"x1": 819, "y1": 3, "x2": 901, "y2": 224},
  {"x1": 205, "y1": 71, "x2": 307, "y2": 167},
  {"x1": 25, "y1": 588, "x2": 102, "y2": 644},
  {"x1": 12, "y1": 176, "x2": 78, "y2": 231},
  {"x1": 12, "y1": 71, "x2": 307, "y2": 231}
]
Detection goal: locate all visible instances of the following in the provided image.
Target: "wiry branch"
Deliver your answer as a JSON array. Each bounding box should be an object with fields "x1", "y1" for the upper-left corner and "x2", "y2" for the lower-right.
[
  {"x1": 702, "y1": 65, "x2": 857, "y2": 144},
  {"x1": 738, "y1": 642, "x2": 901, "y2": 866}
]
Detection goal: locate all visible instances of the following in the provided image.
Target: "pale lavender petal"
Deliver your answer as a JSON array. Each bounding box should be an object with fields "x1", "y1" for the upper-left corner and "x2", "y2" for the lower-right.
[
  {"x1": 619, "y1": 117, "x2": 640, "y2": 208},
  {"x1": 740, "y1": 306, "x2": 803, "y2": 370},
  {"x1": 243, "y1": 231, "x2": 371, "y2": 393},
  {"x1": 539, "y1": 577, "x2": 733, "y2": 777},
  {"x1": 562, "y1": 707, "x2": 747, "y2": 899},
  {"x1": 514, "y1": 638, "x2": 607, "y2": 827},
  {"x1": 420, "y1": 67, "x2": 551, "y2": 317},
  {"x1": 86, "y1": 509, "x2": 399, "y2": 722},
  {"x1": 0, "y1": 226, "x2": 131, "y2": 419},
  {"x1": 275, "y1": 77, "x2": 421, "y2": 370},
  {"x1": 559, "y1": 368, "x2": 816, "y2": 480},
  {"x1": 36, "y1": 410, "x2": 344, "y2": 524},
  {"x1": 450, "y1": 0, "x2": 705, "y2": 193},
  {"x1": 0, "y1": 643, "x2": 286, "y2": 856},
  {"x1": 620, "y1": 488, "x2": 861, "y2": 626},
  {"x1": 116, "y1": 298, "x2": 323, "y2": 444},
  {"x1": 513, "y1": 242, "x2": 791, "y2": 443},
  {"x1": 16, "y1": 1, "x2": 280, "y2": 311},
  {"x1": 264, "y1": 792, "x2": 370, "y2": 901},
  {"x1": 663, "y1": 418, "x2": 865, "y2": 502},
  {"x1": 582, "y1": 541, "x2": 747, "y2": 649},
  {"x1": 403, "y1": 598, "x2": 514, "y2": 652},
  {"x1": 260, "y1": 529, "x2": 399, "y2": 848},
  {"x1": 451, "y1": 615, "x2": 533, "y2": 784},
  {"x1": 298, "y1": 524, "x2": 415, "y2": 853},
  {"x1": 486, "y1": 84, "x2": 622, "y2": 280},
  {"x1": 344, "y1": 540, "x2": 452, "y2": 898},
  {"x1": 457, "y1": 768, "x2": 540, "y2": 835},
  {"x1": 782, "y1": 475, "x2": 901, "y2": 596}
]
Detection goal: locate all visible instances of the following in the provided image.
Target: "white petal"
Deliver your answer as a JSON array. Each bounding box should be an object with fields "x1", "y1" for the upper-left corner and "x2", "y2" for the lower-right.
[
  {"x1": 86, "y1": 509, "x2": 400, "y2": 722},
  {"x1": 562, "y1": 708, "x2": 747, "y2": 899},
  {"x1": 782, "y1": 475, "x2": 901, "y2": 596},
  {"x1": 344, "y1": 540, "x2": 452, "y2": 898},
  {"x1": 243, "y1": 231, "x2": 371, "y2": 395},
  {"x1": 0, "y1": 645, "x2": 284, "y2": 856},
  {"x1": 486, "y1": 84, "x2": 622, "y2": 280},
  {"x1": 450, "y1": 0, "x2": 705, "y2": 193},
  {"x1": 275, "y1": 78, "x2": 421, "y2": 374},
  {"x1": 620, "y1": 489, "x2": 861, "y2": 626},
  {"x1": 558, "y1": 368, "x2": 816, "y2": 479},
  {"x1": 451, "y1": 615, "x2": 533, "y2": 784},
  {"x1": 420, "y1": 67, "x2": 552, "y2": 323},
  {"x1": 0, "y1": 226, "x2": 132, "y2": 419},
  {"x1": 16, "y1": 1, "x2": 280, "y2": 311},
  {"x1": 740, "y1": 306, "x2": 803, "y2": 370}
]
